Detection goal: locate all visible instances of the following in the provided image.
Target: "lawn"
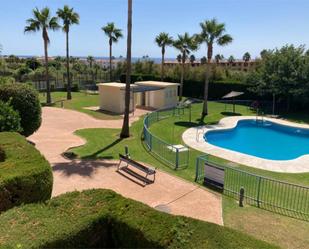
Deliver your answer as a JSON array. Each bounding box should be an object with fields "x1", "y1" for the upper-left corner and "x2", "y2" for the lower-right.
[
  {"x1": 39, "y1": 91, "x2": 121, "y2": 120},
  {"x1": 69, "y1": 101, "x2": 309, "y2": 249}
]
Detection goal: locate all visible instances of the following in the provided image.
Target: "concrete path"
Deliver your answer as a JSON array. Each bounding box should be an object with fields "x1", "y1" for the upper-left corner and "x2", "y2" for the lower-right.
[{"x1": 29, "y1": 107, "x2": 223, "y2": 225}]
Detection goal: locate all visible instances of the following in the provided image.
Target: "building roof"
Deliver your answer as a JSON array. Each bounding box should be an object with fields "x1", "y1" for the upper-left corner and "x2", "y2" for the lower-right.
[
  {"x1": 97, "y1": 82, "x2": 137, "y2": 89},
  {"x1": 135, "y1": 81, "x2": 180, "y2": 87}
]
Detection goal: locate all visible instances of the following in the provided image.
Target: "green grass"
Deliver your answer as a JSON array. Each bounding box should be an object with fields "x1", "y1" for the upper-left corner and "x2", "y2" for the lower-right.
[
  {"x1": 70, "y1": 101, "x2": 309, "y2": 249},
  {"x1": 39, "y1": 91, "x2": 121, "y2": 120},
  {"x1": 223, "y1": 196, "x2": 309, "y2": 249},
  {"x1": 0, "y1": 189, "x2": 277, "y2": 249}
]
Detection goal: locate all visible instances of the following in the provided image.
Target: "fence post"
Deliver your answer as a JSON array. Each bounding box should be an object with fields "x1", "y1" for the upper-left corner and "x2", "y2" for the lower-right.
[
  {"x1": 175, "y1": 147, "x2": 179, "y2": 170},
  {"x1": 239, "y1": 187, "x2": 245, "y2": 207},
  {"x1": 149, "y1": 133, "x2": 152, "y2": 151},
  {"x1": 195, "y1": 156, "x2": 200, "y2": 182},
  {"x1": 257, "y1": 176, "x2": 262, "y2": 208}
]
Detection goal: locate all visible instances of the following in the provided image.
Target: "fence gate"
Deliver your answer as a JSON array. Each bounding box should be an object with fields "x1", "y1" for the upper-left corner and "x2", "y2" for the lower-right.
[{"x1": 204, "y1": 162, "x2": 225, "y2": 190}]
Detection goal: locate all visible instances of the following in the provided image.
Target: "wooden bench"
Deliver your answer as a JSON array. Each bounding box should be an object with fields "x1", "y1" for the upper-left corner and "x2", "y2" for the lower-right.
[{"x1": 118, "y1": 154, "x2": 156, "y2": 183}]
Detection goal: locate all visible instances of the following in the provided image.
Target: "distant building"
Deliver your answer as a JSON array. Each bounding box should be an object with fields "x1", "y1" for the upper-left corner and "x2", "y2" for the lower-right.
[{"x1": 164, "y1": 59, "x2": 258, "y2": 72}]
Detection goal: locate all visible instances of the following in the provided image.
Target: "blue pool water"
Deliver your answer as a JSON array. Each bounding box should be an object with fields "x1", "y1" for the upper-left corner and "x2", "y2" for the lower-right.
[{"x1": 204, "y1": 120, "x2": 309, "y2": 160}]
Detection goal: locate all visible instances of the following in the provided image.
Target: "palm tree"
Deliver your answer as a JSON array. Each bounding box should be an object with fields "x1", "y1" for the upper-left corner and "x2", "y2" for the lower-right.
[
  {"x1": 102, "y1": 22, "x2": 123, "y2": 81},
  {"x1": 173, "y1": 32, "x2": 197, "y2": 101},
  {"x1": 24, "y1": 7, "x2": 60, "y2": 104},
  {"x1": 87, "y1": 55, "x2": 95, "y2": 82},
  {"x1": 228, "y1": 55, "x2": 235, "y2": 63},
  {"x1": 120, "y1": 0, "x2": 132, "y2": 138},
  {"x1": 57, "y1": 5, "x2": 79, "y2": 100},
  {"x1": 215, "y1": 54, "x2": 223, "y2": 63},
  {"x1": 196, "y1": 18, "x2": 232, "y2": 118},
  {"x1": 190, "y1": 54, "x2": 196, "y2": 65},
  {"x1": 155, "y1": 32, "x2": 173, "y2": 81},
  {"x1": 243, "y1": 52, "x2": 251, "y2": 62}
]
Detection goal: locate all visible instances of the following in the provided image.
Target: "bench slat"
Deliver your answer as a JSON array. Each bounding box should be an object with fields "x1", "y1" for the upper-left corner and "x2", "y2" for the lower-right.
[{"x1": 119, "y1": 154, "x2": 156, "y2": 174}]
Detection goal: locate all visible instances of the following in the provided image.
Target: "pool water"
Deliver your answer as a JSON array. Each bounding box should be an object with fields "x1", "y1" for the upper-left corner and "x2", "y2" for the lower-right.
[{"x1": 204, "y1": 120, "x2": 309, "y2": 160}]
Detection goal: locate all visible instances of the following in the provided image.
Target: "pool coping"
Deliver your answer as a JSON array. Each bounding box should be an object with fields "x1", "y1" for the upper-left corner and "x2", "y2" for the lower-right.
[{"x1": 182, "y1": 116, "x2": 309, "y2": 173}]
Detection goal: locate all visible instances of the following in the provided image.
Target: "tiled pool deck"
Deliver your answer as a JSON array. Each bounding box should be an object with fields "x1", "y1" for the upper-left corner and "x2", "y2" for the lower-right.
[{"x1": 182, "y1": 116, "x2": 309, "y2": 173}]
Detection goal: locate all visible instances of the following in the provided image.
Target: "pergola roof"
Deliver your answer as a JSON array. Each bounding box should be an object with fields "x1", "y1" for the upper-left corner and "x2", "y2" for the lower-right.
[
  {"x1": 120, "y1": 85, "x2": 164, "y2": 93},
  {"x1": 222, "y1": 91, "x2": 244, "y2": 99}
]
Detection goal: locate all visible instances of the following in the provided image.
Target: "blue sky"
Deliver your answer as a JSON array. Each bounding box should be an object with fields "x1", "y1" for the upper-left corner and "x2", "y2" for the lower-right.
[{"x1": 0, "y1": 0, "x2": 309, "y2": 59}]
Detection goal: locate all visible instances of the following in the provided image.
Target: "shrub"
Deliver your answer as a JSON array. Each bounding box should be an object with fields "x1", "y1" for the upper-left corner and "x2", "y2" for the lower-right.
[
  {"x1": 0, "y1": 83, "x2": 41, "y2": 136},
  {"x1": 0, "y1": 132, "x2": 52, "y2": 212},
  {"x1": 0, "y1": 146, "x2": 5, "y2": 162},
  {"x1": 0, "y1": 189, "x2": 277, "y2": 249},
  {"x1": 0, "y1": 100, "x2": 21, "y2": 132}
]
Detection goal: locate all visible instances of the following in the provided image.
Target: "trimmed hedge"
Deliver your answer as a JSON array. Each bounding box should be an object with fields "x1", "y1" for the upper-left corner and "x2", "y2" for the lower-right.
[
  {"x1": 0, "y1": 100, "x2": 21, "y2": 132},
  {"x1": 120, "y1": 74, "x2": 262, "y2": 100},
  {"x1": 0, "y1": 189, "x2": 278, "y2": 249},
  {"x1": 0, "y1": 132, "x2": 52, "y2": 212},
  {"x1": 0, "y1": 83, "x2": 41, "y2": 136}
]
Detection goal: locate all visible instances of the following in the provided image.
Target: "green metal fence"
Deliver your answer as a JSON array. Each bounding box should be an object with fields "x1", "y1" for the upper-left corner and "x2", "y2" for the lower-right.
[
  {"x1": 196, "y1": 154, "x2": 309, "y2": 221},
  {"x1": 143, "y1": 107, "x2": 189, "y2": 169}
]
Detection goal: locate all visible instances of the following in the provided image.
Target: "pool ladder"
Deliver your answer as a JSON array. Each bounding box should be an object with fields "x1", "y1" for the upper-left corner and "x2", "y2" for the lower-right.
[
  {"x1": 256, "y1": 114, "x2": 264, "y2": 124},
  {"x1": 196, "y1": 127, "x2": 206, "y2": 142}
]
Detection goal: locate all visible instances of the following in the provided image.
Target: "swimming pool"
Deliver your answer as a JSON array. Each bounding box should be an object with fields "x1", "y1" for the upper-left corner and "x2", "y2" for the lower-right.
[{"x1": 204, "y1": 120, "x2": 309, "y2": 160}]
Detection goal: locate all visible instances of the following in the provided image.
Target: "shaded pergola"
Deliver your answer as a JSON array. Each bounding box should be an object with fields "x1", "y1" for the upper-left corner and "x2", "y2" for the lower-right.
[
  {"x1": 121, "y1": 85, "x2": 164, "y2": 115},
  {"x1": 222, "y1": 91, "x2": 244, "y2": 113}
]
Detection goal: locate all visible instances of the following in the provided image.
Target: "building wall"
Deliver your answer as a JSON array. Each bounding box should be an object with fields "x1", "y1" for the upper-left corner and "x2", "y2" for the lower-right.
[
  {"x1": 145, "y1": 86, "x2": 178, "y2": 109},
  {"x1": 98, "y1": 85, "x2": 122, "y2": 113}
]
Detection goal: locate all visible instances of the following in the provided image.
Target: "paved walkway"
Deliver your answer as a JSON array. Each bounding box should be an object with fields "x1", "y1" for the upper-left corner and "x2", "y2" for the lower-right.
[{"x1": 29, "y1": 107, "x2": 223, "y2": 225}]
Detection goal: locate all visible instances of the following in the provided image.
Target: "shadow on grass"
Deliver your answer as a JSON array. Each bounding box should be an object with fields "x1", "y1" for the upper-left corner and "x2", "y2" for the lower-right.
[
  {"x1": 53, "y1": 160, "x2": 117, "y2": 177},
  {"x1": 174, "y1": 121, "x2": 200, "y2": 128},
  {"x1": 221, "y1": 111, "x2": 242, "y2": 116},
  {"x1": 81, "y1": 138, "x2": 123, "y2": 159}
]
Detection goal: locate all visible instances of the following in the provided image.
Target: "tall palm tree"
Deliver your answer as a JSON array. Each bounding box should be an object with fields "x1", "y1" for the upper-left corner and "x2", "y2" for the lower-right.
[
  {"x1": 228, "y1": 55, "x2": 235, "y2": 63},
  {"x1": 120, "y1": 0, "x2": 132, "y2": 138},
  {"x1": 102, "y1": 22, "x2": 123, "y2": 81},
  {"x1": 173, "y1": 32, "x2": 197, "y2": 101},
  {"x1": 243, "y1": 52, "x2": 251, "y2": 62},
  {"x1": 155, "y1": 32, "x2": 173, "y2": 81},
  {"x1": 24, "y1": 7, "x2": 60, "y2": 104},
  {"x1": 196, "y1": 18, "x2": 232, "y2": 118},
  {"x1": 215, "y1": 54, "x2": 223, "y2": 63},
  {"x1": 57, "y1": 5, "x2": 79, "y2": 100},
  {"x1": 87, "y1": 55, "x2": 95, "y2": 82}
]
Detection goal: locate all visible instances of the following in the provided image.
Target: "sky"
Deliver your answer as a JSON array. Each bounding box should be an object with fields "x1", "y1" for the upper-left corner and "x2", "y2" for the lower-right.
[{"x1": 0, "y1": 0, "x2": 309, "y2": 59}]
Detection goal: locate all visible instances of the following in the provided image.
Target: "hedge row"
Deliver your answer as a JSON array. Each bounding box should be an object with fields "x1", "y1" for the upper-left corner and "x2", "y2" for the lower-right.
[
  {"x1": 0, "y1": 132, "x2": 52, "y2": 212},
  {"x1": 120, "y1": 74, "x2": 265, "y2": 100},
  {"x1": 0, "y1": 189, "x2": 277, "y2": 249}
]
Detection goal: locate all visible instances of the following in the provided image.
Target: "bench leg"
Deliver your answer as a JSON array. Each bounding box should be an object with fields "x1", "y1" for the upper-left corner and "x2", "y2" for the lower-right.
[{"x1": 117, "y1": 160, "x2": 122, "y2": 171}]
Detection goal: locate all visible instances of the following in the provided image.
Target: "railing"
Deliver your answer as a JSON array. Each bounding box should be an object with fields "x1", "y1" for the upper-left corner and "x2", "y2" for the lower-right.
[
  {"x1": 143, "y1": 107, "x2": 189, "y2": 169},
  {"x1": 196, "y1": 155, "x2": 309, "y2": 221}
]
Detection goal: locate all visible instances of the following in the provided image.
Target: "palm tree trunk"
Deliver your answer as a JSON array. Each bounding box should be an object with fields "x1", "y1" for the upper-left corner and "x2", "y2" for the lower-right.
[
  {"x1": 109, "y1": 39, "x2": 112, "y2": 81},
  {"x1": 161, "y1": 47, "x2": 164, "y2": 81},
  {"x1": 44, "y1": 38, "x2": 51, "y2": 104},
  {"x1": 202, "y1": 63, "x2": 210, "y2": 118},
  {"x1": 120, "y1": 0, "x2": 132, "y2": 138},
  {"x1": 179, "y1": 51, "x2": 185, "y2": 101},
  {"x1": 66, "y1": 31, "x2": 72, "y2": 100}
]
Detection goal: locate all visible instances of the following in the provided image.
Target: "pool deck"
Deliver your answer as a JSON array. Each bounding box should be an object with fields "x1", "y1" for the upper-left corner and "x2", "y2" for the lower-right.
[{"x1": 182, "y1": 116, "x2": 309, "y2": 173}]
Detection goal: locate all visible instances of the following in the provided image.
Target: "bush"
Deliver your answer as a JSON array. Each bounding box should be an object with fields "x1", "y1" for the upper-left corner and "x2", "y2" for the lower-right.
[
  {"x1": 0, "y1": 132, "x2": 52, "y2": 212},
  {"x1": 0, "y1": 100, "x2": 21, "y2": 132},
  {"x1": 0, "y1": 83, "x2": 41, "y2": 136},
  {"x1": 0, "y1": 189, "x2": 277, "y2": 249},
  {"x1": 0, "y1": 146, "x2": 5, "y2": 162}
]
